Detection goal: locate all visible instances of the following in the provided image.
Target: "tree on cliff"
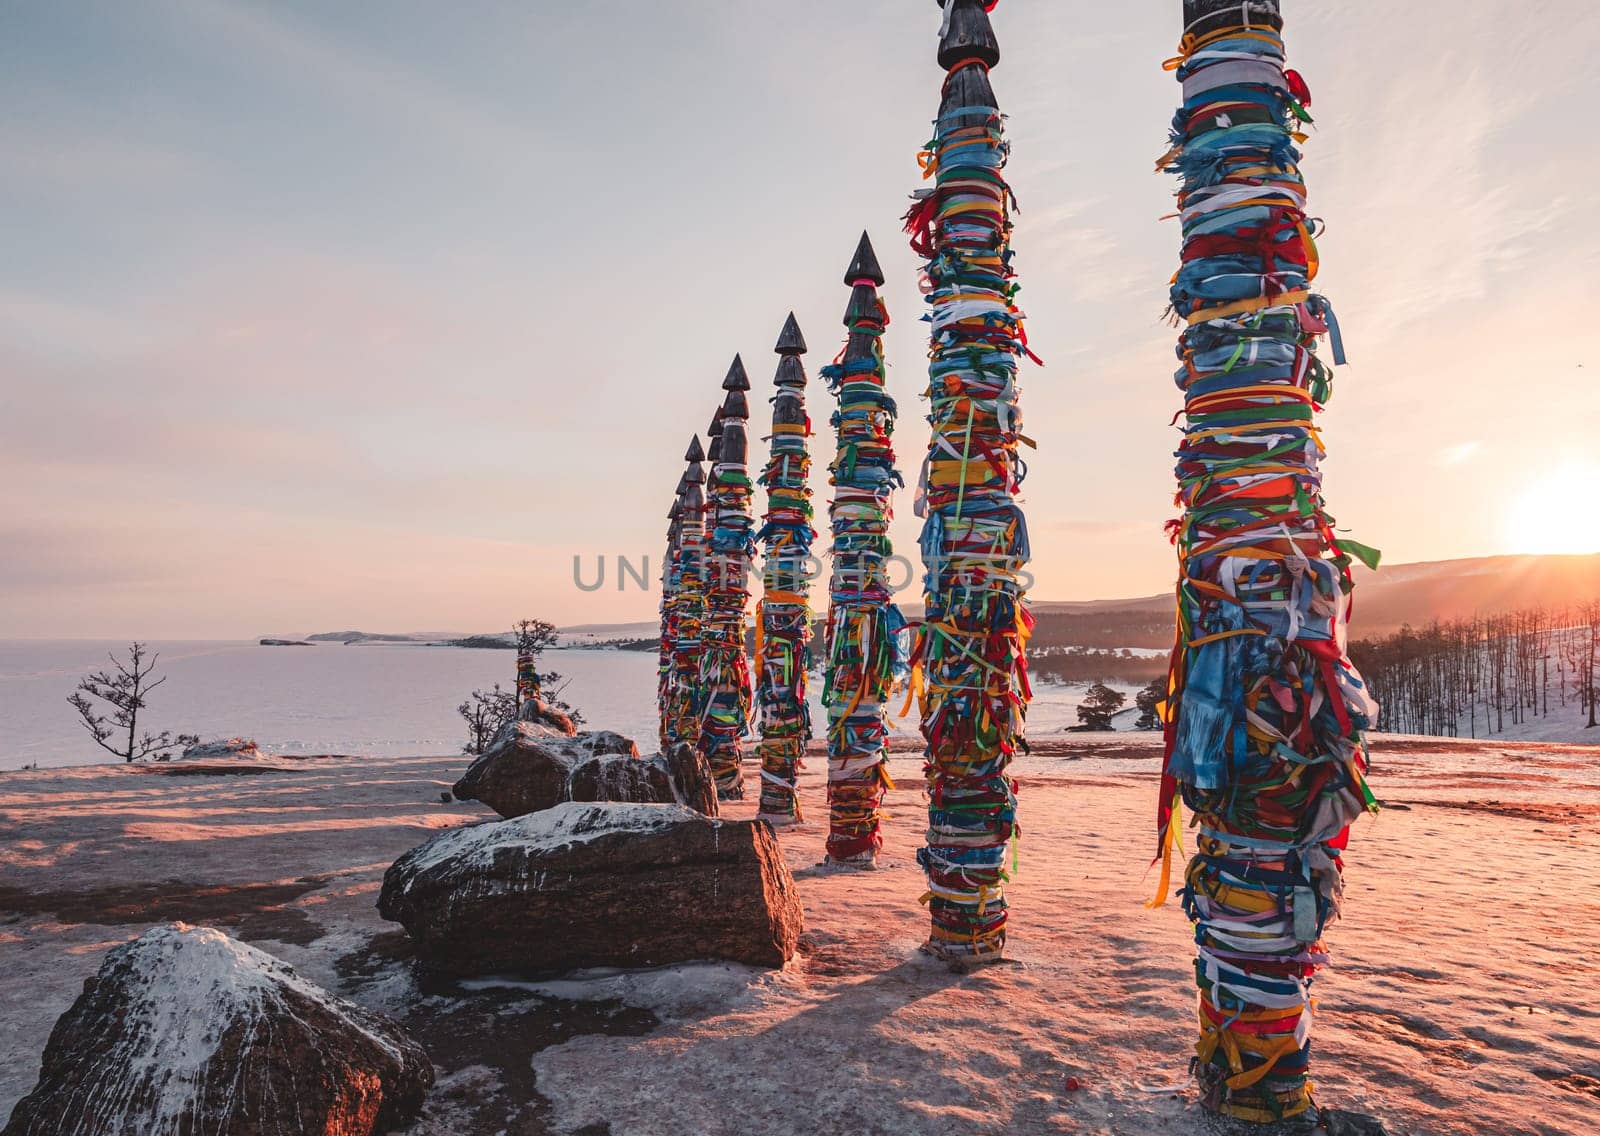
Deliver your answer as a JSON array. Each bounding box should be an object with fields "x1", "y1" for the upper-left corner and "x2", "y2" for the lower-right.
[{"x1": 458, "y1": 619, "x2": 583, "y2": 754}]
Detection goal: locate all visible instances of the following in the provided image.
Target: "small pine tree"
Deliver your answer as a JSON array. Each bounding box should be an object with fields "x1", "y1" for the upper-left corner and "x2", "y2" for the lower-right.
[
  {"x1": 1076, "y1": 682, "x2": 1127, "y2": 731},
  {"x1": 1134, "y1": 678, "x2": 1165, "y2": 731},
  {"x1": 67, "y1": 642, "x2": 197, "y2": 762}
]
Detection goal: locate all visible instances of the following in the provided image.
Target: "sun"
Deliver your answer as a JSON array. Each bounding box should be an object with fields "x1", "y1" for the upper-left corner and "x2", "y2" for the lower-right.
[{"x1": 1506, "y1": 460, "x2": 1600, "y2": 555}]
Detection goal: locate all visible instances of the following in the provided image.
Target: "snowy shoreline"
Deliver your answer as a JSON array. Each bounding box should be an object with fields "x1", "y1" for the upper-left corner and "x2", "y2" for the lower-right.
[{"x1": 2, "y1": 736, "x2": 1598, "y2": 1133}]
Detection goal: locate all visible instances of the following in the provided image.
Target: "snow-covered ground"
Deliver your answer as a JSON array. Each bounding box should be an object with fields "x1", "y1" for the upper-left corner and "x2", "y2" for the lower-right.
[
  {"x1": 1443, "y1": 708, "x2": 1600, "y2": 747},
  {"x1": 3, "y1": 735, "x2": 1598, "y2": 1134}
]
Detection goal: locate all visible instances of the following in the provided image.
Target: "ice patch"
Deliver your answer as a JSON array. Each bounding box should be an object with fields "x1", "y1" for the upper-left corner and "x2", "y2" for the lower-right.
[{"x1": 458, "y1": 959, "x2": 773, "y2": 1022}]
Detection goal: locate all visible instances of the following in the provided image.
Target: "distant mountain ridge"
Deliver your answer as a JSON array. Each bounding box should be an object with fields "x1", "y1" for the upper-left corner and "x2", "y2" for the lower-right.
[
  {"x1": 278, "y1": 554, "x2": 1600, "y2": 653},
  {"x1": 558, "y1": 553, "x2": 1600, "y2": 649},
  {"x1": 1032, "y1": 554, "x2": 1600, "y2": 645}
]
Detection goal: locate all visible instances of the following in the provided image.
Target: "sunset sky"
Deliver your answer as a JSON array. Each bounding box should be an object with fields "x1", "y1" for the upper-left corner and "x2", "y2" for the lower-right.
[{"x1": 3, "y1": 1, "x2": 1596, "y2": 639}]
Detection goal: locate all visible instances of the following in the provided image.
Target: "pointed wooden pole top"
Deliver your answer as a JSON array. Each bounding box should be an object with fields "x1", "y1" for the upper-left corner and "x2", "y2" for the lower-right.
[
  {"x1": 844, "y1": 231, "x2": 885, "y2": 287},
  {"x1": 775, "y1": 312, "x2": 807, "y2": 356},
  {"x1": 937, "y1": 0, "x2": 1000, "y2": 70}
]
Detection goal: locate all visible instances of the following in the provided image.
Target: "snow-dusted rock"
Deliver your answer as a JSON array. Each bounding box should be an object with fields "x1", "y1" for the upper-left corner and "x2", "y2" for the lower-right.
[
  {"x1": 168, "y1": 737, "x2": 263, "y2": 762},
  {"x1": 516, "y1": 697, "x2": 578, "y2": 737},
  {"x1": 2, "y1": 924, "x2": 432, "y2": 1136},
  {"x1": 454, "y1": 727, "x2": 718, "y2": 819},
  {"x1": 377, "y1": 802, "x2": 802, "y2": 975}
]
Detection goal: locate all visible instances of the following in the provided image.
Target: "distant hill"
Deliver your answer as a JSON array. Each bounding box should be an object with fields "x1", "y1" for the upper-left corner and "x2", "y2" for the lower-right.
[
  {"x1": 1338, "y1": 554, "x2": 1600, "y2": 636},
  {"x1": 558, "y1": 622, "x2": 659, "y2": 648},
  {"x1": 1026, "y1": 553, "x2": 1600, "y2": 647},
  {"x1": 293, "y1": 554, "x2": 1600, "y2": 656},
  {"x1": 305, "y1": 631, "x2": 427, "y2": 644}
]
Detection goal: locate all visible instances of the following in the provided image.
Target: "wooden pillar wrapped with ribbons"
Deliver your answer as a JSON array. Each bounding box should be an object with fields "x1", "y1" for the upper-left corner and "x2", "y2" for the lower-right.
[
  {"x1": 754, "y1": 314, "x2": 818, "y2": 824},
  {"x1": 515, "y1": 650, "x2": 541, "y2": 716},
  {"x1": 658, "y1": 490, "x2": 684, "y2": 751},
  {"x1": 821, "y1": 233, "x2": 906, "y2": 867},
  {"x1": 1155, "y1": 0, "x2": 1382, "y2": 1125},
  {"x1": 700, "y1": 364, "x2": 758, "y2": 800},
  {"x1": 905, "y1": 0, "x2": 1036, "y2": 963},
  {"x1": 664, "y1": 438, "x2": 708, "y2": 750}
]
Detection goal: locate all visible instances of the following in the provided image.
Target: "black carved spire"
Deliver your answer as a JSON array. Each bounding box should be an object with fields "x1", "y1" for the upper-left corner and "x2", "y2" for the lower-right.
[
  {"x1": 772, "y1": 314, "x2": 808, "y2": 428},
  {"x1": 844, "y1": 231, "x2": 885, "y2": 286},
  {"x1": 937, "y1": 0, "x2": 1000, "y2": 70},
  {"x1": 1183, "y1": 0, "x2": 1282, "y2": 38},
  {"x1": 775, "y1": 312, "x2": 808, "y2": 355}
]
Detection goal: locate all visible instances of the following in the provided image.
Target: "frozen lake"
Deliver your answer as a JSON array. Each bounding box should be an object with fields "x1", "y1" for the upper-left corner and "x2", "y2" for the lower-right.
[
  {"x1": 0, "y1": 640, "x2": 1138, "y2": 770},
  {"x1": 0, "y1": 641, "x2": 661, "y2": 771}
]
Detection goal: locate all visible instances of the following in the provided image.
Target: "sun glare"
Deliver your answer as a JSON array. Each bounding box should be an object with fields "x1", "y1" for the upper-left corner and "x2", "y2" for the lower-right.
[{"x1": 1506, "y1": 461, "x2": 1600, "y2": 555}]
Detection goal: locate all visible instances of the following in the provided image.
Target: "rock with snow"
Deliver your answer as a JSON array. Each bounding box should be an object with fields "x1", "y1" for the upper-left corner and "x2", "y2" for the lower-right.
[
  {"x1": 568, "y1": 741, "x2": 719, "y2": 817},
  {"x1": 454, "y1": 727, "x2": 718, "y2": 819},
  {"x1": 517, "y1": 697, "x2": 578, "y2": 737},
  {"x1": 166, "y1": 737, "x2": 264, "y2": 762},
  {"x1": 2, "y1": 924, "x2": 432, "y2": 1136},
  {"x1": 376, "y1": 802, "x2": 802, "y2": 975}
]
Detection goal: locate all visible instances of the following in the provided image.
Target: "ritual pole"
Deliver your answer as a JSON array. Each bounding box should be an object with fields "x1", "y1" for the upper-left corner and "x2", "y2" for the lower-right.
[
  {"x1": 671, "y1": 437, "x2": 709, "y2": 750},
  {"x1": 659, "y1": 490, "x2": 684, "y2": 751},
  {"x1": 907, "y1": 0, "x2": 1036, "y2": 962},
  {"x1": 700, "y1": 364, "x2": 758, "y2": 799},
  {"x1": 821, "y1": 233, "x2": 905, "y2": 867},
  {"x1": 1155, "y1": 0, "x2": 1382, "y2": 1124},
  {"x1": 754, "y1": 315, "x2": 818, "y2": 824}
]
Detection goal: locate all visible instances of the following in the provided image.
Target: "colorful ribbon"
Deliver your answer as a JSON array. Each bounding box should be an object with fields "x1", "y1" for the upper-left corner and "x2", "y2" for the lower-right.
[{"x1": 1153, "y1": 4, "x2": 1380, "y2": 1121}]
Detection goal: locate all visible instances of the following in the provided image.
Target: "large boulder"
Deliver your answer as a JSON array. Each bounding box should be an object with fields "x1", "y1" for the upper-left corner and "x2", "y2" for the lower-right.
[
  {"x1": 3, "y1": 924, "x2": 432, "y2": 1136},
  {"x1": 377, "y1": 802, "x2": 802, "y2": 975},
  {"x1": 454, "y1": 726, "x2": 717, "y2": 819}
]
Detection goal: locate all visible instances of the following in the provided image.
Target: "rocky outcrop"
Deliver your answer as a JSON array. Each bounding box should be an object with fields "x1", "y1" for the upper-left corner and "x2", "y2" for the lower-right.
[
  {"x1": 3, "y1": 924, "x2": 432, "y2": 1136},
  {"x1": 454, "y1": 727, "x2": 717, "y2": 819},
  {"x1": 377, "y1": 802, "x2": 802, "y2": 975}
]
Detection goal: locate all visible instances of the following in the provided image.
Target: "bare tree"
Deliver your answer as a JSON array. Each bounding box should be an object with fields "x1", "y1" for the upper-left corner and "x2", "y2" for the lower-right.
[
  {"x1": 458, "y1": 683, "x2": 517, "y2": 755},
  {"x1": 67, "y1": 643, "x2": 197, "y2": 763},
  {"x1": 514, "y1": 619, "x2": 560, "y2": 657},
  {"x1": 1567, "y1": 601, "x2": 1600, "y2": 730}
]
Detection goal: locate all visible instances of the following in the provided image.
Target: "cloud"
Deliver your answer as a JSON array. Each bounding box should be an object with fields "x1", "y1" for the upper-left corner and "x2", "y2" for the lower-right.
[{"x1": 168, "y1": 0, "x2": 545, "y2": 162}]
